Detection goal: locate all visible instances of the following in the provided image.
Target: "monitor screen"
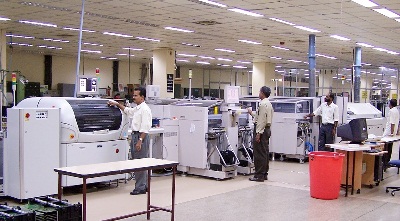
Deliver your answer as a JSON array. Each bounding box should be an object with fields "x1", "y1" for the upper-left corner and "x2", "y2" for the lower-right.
[
  {"x1": 78, "y1": 76, "x2": 98, "y2": 95},
  {"x1": 337, "y1": 118, "x2": 368, "y2": 144}
]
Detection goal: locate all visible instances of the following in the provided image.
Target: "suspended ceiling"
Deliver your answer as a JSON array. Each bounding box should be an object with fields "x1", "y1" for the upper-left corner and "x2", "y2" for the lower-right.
[{"x1": 0, "y1": 0, "x2": 400, "y2": 70}]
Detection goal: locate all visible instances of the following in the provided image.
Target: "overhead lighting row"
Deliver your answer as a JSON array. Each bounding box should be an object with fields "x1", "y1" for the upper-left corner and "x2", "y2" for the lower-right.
[
  {"x1": 351, "y1": 0, "x2": 400, "y2": 19},
  {"x1": 268, "y1": 17, "x2": 320, "y2": 33},
  {"x1": 8, "y1": 42, "x2": 64, "y2": 50}
]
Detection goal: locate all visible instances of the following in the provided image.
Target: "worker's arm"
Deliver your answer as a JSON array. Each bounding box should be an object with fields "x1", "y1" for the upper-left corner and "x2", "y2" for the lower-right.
[
  {"x1": 390, "y1": 124, "x2": 395, "y2": 136},
  {"x1": 108, "y1": 100, "x2": 125, "y2": 111},
  {"x1": 332, "y1": 105, "x2": 339, "y2": 135},
  {"x1": 304, "y1": 105, "x2": 321, "y2": 119},
  {"x1": 333, "y1": 121, "x2": 338, "y2": 136}
]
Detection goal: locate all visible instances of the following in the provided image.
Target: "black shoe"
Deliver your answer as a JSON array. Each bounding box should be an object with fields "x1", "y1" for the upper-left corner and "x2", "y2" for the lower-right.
[
  {"x1": 130, "y1": 189, "x2": 146, "y2": 195},
  {"x1": 249, "y1": 177, "x2": 264, "y2": 182},
  {"x1": 264, "y1": 176, "x2": 268, "y2": 180}
]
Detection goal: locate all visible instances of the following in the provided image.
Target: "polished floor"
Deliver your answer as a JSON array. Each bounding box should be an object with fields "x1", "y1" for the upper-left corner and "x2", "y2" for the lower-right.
[{"x1": 58, "y1": 148, "x2": 400, "y2": 221}]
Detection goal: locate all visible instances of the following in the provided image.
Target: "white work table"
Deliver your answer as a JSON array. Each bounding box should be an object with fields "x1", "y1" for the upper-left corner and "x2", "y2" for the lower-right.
[{"x1": 54, "y1": 158, "x2": 179, "y2": 221}]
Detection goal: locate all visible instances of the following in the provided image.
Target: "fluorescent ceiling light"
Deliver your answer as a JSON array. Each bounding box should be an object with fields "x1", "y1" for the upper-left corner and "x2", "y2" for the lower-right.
[
  {"x1": 228, "y1": 8, "x2": 264, "y2": 17},
  {"x1": 396, "y1": 19, "x2": 400, "y2": 22},
  {"x1": 164, "y1": 26, "x2": 194, "y2": 33},
  {"x1": 123, "y1": 47, "x2": 143, "y2": 51},
  {"x1": 199, "y1": 0, "x2": 227, "y2": 7},
  {"x1": 356, "y1": 42, "x2": 374, "y2": 48},
  {"x1": 63, "y1": 27, "x2": 96, "y2": 33},
  {"x1": 199, "y1": 56, "x2": 215, "y2": 60},
  {"x1": 387, "y1": 50, "x2": 400, "y2": 55},
  {"x1": 270, "y1": 56, "x2": 282, "y2": 60},
  {"x1": 136, "y1": 36, "x2": 160, "y2": 42},
  {"x1": 287, "y1": 59, "x2": 302, "y2": 63},
  {"x1": 237, "y1": 61, "x2": 251, "y2": 64},
  {"x1": 373, "y1": 47, "x2": 389, "y2": 52},
  {"x1": 233, "y1": 65, "x2": 247, "y2": 69},
  {"x1": 84, "y1": 42, "x2": 103, "y2": 47},
  {"x1": 215, "y1": 48, "x2": 235, "y2": 53},
  {"x1": 238, "y1": 39, "x2": 262, "y2": 45},
  {"x1": 271, "y1": 46, "x2": 290, "y2": 51},
  {"x1": 43, "y1": 38, "x2": 69, "y2": 43},
  {"x1": 373, "y1": 8, "x2": 400, "y2": 18},
  {"x1": 217, "y1": 58, "x2": 232, "y2": 62},
  {"x1": 182, "y1": 42, "x2": 201, "y2": 47},
  {"x1": 330, "y1": 35, "x2": 350, "y2": 41},
  {"x1": 19, "y1": 20, "x2": 57, "y2": 28},
  {"x1": 9, "y1": 42, "x2": 33, "y2": 47},
  {"x1": 177, "y1": 53, "x2": 197, "y2": 57},
  {"x1": 176, "y1": 59, "x2": 190, "y2": 62},
  {"x1": 362, "y1": 63, "x2": 372, "y2": 66},
  {"x1": 37, "y1": 45, "x2": 62, "y2": 50},
  {"x1": 275, "y1": 66, "x2": 282, "y2": 68},
  {"x1": 116, "y1": 53, "x2": 134, "y2": 56},
  {"x1": 103, "y1": 32, "x2": 133, "y2": 38},
  {"x1": 0, "y1": 17, "x2": 11, "y2": 21},
  {"x1": 221, "y1": 64, "x2": 230, "y2": 67},
  {"x1": 81, "y1": 49, "x2": 102, "y2": 54},
  {"x1": 316, "y1": 53, "x2": 337, "y2": 59},
  {"x1": 351, "y1": 0, "x2": 378, "y2": 7},
  {"x1": 197, "y1": 61, "x2": 210, "y2": 65},
  {"x1": 294, "y1": 26, "x2": 320, "y2": 33},
  {"x1": 107, "y1": 57, "x2": 118, "y2": 60},
  {"x1": 6, "y1": 34, "x2": 34, "y2": 39},
  {"x1": 269, "y1": 18, "x2": 295, "y2": 26}
]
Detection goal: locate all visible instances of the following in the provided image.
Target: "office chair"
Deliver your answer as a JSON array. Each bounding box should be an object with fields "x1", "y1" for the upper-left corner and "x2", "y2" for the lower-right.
[{"x1": 385, "y1": 159, "x2": 400, "y2": 196}]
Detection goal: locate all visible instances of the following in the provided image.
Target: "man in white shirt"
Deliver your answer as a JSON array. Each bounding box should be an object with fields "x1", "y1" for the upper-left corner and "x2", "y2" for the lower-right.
[
  {"x1": 108, "y1": 87, "x2": 152, "y2": 195},
  {"x1": 305, "y1": 93, "x2": 339, "y2": 151},
  {"x1": 382, "y1": 99, "x2": 399, "y2": 170}
]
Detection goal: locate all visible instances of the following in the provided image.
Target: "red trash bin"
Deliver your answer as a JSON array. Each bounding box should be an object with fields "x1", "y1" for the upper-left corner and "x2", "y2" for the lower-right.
[{"x1": 309, "y1": 151, "x2": 345, "y2": 200}]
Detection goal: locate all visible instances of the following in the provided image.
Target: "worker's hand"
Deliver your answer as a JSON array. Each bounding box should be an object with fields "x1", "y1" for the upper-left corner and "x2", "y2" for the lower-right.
[
  {"x1": 135, "y1": 140, "x2": 142, "y2": 151},
  {"x1": 107, "y1": 101, "x2": 118, "y2": 107},
  {"x1": 247, "y1": 107, "x2": 252, "y2": 115},
  {"x1": 332, "y1": 129, "x2": 336, "y2": 137},
  {"x1": 304, "y1": 115, "x2": 309, "y2": 119},
  {"x1": 255, "y1": 133, "x2": 261, "y2": 143}
]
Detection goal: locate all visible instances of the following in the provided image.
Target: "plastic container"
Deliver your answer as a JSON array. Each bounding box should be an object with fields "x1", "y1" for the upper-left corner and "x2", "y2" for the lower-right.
[{"x1": 309, "y1": 151, "x2": 345, "y2": 200}]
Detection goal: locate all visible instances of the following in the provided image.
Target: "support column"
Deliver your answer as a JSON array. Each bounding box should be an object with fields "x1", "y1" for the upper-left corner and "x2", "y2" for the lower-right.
[
  {"x1": 353, "y1": 47, "x2": 362, "y2": 103},
  {"x1": 1, "y1": 29, "x2": 7, "y2": 109},
  {"x1": 153, "y1": 48, "x2": 175, "y2": 98},
  {"x1": 252, "y1": 62, "x2": 275, "y2": 96},
  {"x1": 308, "y1": 34, "x2": 316, "y2": 97}
]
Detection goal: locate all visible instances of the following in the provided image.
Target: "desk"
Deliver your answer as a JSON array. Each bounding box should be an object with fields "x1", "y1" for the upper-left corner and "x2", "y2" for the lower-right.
[
  {"x1": 327, "y1": 143, "x2": 373, "y2": 196},
  {"x1": 54, "y1": 158, "x2": 179, "y2": 221}
]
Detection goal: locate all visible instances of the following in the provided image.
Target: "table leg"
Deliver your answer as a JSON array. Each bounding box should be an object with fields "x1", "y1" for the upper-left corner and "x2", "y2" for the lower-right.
[
  {"x1": 147, "y1": 169, "x2": 151, "y2": 220},
  {"x1": 171, "y1": 166, "x2": 176, "y2": 221},
  {"x1": 58, "y1": 173, "x2": 62, "y2": 200},
  {"x1": 351, "y1": 152, "x2": 356, "y2": 195},
  {"x1": 345, "y1": 151, "x2": 349, "y2": 197},
  {"x1": 83, "y1": 178, "x2": 87, "y2": 221}
]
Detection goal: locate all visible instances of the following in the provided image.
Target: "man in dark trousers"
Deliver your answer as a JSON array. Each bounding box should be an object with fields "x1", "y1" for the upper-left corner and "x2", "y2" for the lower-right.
[
  {"x1": 305, "y1": 92, "x2": 339, "y2": 151},
  {"x1": 247, "y1": 86, "x2": 274, "y2": 182},
  {"x1": 108, "y1": 87, "x2": 152, "y2": 195}
]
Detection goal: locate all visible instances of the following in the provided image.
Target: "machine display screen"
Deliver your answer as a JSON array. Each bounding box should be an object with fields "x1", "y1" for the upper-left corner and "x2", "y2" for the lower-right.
[{"x1": 79, "y1": 76, "x2": 98, "y2": 94}]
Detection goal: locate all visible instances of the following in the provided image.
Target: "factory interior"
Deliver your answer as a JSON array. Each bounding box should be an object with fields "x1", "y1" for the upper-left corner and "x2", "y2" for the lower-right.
[{"x1": 0, "y1": 0, "x2": 400, "y2": 220}]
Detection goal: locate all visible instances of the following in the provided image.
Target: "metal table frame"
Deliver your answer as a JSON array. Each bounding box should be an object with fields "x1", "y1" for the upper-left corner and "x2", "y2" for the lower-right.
[{"x1": 54, "y1": 159, "x2": 179, "y2": 221}]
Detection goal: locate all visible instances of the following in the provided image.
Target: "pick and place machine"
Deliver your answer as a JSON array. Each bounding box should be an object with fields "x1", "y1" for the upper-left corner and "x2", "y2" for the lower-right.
[{"x1": 4, "y1": 97, "x2": 129, "y2": 199}]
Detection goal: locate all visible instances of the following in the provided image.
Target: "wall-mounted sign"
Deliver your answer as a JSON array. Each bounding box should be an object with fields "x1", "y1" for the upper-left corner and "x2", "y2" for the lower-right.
[{"x1": 167, "y1": 74, "x2": 173, "y2": 93}]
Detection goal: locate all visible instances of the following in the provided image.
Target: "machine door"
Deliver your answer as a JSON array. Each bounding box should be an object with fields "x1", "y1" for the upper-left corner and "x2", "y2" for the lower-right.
[
  {"x1": 178, "y1": 120, "x2": 207, "y2": 169},
  {"x1": 60, "y1": 140, "x2": 128, "y2": 186}
]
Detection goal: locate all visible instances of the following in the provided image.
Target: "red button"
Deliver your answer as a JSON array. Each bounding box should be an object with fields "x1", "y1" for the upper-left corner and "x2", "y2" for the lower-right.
[
  {"x1": 116, "y1": 149, "x2": 119, "y2": 153},
  {"x1": 25, "y1": 113, "x2": 30, "y2": 118}
]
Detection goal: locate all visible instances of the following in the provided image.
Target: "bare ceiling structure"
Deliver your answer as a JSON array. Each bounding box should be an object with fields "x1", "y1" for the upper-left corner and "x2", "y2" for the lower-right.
[{"x1": 0, "y1": 0, "x2": 400, "y2": 70}]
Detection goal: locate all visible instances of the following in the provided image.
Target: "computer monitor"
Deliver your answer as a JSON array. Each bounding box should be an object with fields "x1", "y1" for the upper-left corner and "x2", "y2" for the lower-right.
[
  {"x1": 78, "y1": 75, "x2": 98, "y2": 96},
  {"x1": 337, "y1": 118, "x2": 368, "y2": 144}
]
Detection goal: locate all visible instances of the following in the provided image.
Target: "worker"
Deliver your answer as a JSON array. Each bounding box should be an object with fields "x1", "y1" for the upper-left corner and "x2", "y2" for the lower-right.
[
  {"x1": 108, "y1": 87, "x2": 152, "y2": 195},
  {"x1": 247, "y1": 86, "x2": 274, "y2": 182},
  {"x1": 114, "y1": 93, "x2": 121, "y2": 99},
  {"x1": 304, "y1": 92, "x2": 339, "y2": 151},
  {"x1": 383, "y1": 99, "x2": 399, "y2": 171}
]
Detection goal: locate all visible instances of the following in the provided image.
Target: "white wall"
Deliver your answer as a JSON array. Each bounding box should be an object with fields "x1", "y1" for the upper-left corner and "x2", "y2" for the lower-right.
[{"x1": 7, "y1": 52, "x2": 142, "y2": 90}]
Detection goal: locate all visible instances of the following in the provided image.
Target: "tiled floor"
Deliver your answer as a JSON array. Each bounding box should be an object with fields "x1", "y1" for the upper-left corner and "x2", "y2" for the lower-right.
[{"x1": 59, "y1": 150, "x2": 400, "y2": 221}]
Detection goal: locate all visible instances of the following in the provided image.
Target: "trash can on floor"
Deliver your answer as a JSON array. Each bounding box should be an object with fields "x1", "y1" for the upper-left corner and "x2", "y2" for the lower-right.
[{"x1": 309, "y1": 151, "x2": 345, "y2": 200}]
